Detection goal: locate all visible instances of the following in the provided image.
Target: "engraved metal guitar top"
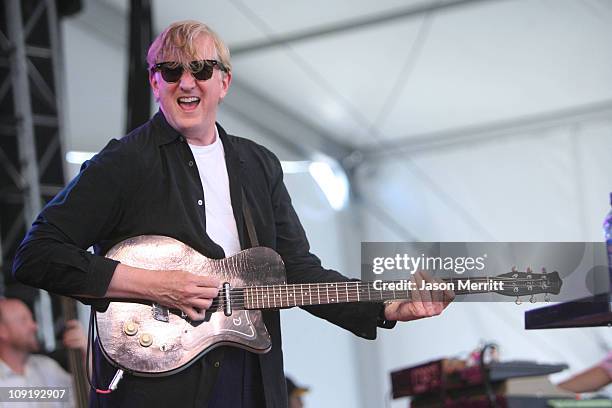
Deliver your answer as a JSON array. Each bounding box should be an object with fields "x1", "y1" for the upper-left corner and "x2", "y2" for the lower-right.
[{"x1": 96, "y1": 235, "x2": 283, "y2": 377}]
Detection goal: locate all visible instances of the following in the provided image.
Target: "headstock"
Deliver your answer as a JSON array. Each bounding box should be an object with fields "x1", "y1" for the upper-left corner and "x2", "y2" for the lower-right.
[{"x1": 493, "y1": 268, "x2": 562, "y2": 302}]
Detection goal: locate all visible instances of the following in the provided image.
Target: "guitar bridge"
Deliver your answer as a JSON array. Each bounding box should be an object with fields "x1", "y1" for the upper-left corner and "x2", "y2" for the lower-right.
[{"x1": 152, "y1": 303, "x2": 169, "y2": 322}]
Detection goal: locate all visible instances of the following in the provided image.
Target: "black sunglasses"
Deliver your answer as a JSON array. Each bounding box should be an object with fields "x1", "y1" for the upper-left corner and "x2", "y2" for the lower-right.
[{"x1": 151, "y1": 59, "x2": 227, "y2": 83}]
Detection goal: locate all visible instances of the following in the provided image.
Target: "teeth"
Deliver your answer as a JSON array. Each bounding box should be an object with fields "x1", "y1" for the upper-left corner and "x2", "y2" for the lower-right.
[{"x1": 178, "y1": 97, "x2": 200, "y2": 103}]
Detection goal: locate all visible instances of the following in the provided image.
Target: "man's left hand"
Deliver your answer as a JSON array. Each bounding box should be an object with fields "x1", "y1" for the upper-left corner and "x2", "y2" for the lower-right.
[{"x1": 384, "y1": 271, "x2": 455, "y2": 322}]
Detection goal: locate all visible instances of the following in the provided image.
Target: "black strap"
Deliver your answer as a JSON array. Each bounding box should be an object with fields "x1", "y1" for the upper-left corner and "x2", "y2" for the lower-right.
[{"x1": 241, "y1": 188, "x2": 259, "y2": 247}]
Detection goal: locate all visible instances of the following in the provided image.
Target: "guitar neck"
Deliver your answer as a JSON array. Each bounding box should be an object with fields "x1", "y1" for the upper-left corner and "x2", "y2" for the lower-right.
[{"x1": 231, "y1": 277, "x2": 501, "y2": 311}]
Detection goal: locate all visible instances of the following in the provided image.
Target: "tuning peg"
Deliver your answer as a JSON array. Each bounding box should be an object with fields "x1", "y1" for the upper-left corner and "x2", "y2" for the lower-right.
[
  {"x1": 526, "y1": 267, "x2": 532, "y2": 273},
  {"x1": 541, "y1": 267, "x2": 547, "y2": 274},
  {"x1": 511, "y1": 266, "x2": 517, "y2": 272},
  {"x1": 529, "y1": 295, "x2": 536, "y2": 303},
  {"x1": 515, "y1": 296, "x2": 522, "y2": 305}
]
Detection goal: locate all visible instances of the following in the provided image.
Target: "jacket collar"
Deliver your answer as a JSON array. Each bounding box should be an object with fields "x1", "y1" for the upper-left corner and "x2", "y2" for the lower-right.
[
  {"x1": 151, "y1": 109, "x2": 244, "y2": 164},
  {"x1": 151, "y1": 110, "x2": 182, "y2": 145},
  {"x1": 151, "y1": 110, "x2": 250, "y2": 248}
]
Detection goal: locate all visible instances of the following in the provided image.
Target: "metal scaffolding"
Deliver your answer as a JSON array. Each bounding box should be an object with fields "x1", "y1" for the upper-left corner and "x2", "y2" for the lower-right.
[{"x1": 1, "y1": 0, "x2": 68, "y2": 350}]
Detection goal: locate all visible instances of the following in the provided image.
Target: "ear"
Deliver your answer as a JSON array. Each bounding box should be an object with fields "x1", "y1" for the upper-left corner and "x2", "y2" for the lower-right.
[
  {"x1": 219, "y1": 71, "x2": 232, "y2": 101},
  {"x1": 149, "y1": 71, "x2": 161, "y2": 102}
]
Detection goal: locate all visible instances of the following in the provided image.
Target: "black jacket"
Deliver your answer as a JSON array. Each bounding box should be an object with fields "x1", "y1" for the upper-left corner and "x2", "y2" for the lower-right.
[{"x1": 13, "y1": 111, "x2": 385, "y2": 407}]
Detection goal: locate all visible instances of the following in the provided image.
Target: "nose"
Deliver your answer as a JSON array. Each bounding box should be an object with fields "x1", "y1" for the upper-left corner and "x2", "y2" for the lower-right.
[
  {"x1": 179, "y1": 70, "x2": 196, "y2": 90},
  {"x1": 25, "y1": 319, "x2": 37, "y2": 334}
]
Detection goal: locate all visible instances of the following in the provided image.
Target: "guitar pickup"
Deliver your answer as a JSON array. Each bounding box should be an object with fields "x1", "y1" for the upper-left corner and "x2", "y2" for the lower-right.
[
  {"x1": 223, "y1": 282, "x2": 232, "y2": 316},
  {"x1": 152, "y1": 303, "x2": 170, "y2": 322}
]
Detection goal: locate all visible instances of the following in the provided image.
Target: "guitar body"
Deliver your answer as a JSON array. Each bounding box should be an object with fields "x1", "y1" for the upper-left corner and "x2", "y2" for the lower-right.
[{"x1": 96, "y1": 235, "x2": 285, "y2": 376}]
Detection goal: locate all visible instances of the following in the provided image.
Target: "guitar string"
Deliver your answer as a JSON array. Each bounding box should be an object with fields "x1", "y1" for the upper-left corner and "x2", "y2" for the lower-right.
[
  {"x1": 149, "y1": 277, "x2": 554, "y2": 314},
  {"x1": 209, "y1": 278, "x2": 553, "y2": 303},
  {"x1": 206, "y1": 287, "x2": 547, "y2": 312},
  {"x1": 211, "y1": 285, "x2": 548, "y2": 307},
  {"x1": 210, "y1": 276, "x2": 553, "y2": 296},
  {"x1": 205, "y1": 280, "x2": 554, "y2": 311}
]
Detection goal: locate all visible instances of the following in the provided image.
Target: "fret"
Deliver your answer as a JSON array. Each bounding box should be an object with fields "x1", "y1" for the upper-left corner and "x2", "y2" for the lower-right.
[
  {"x1": 266, "y1": 286, "x2": 270, "y2": 309},
  {"x1": 286, "y1": 284, "x2": 290, "y2": 306},
  {"x1": 317, "y1": 285, "x2": 321, "y2": 305},
  {"x1": 244, "y1": 288, "x2": 249, "y2": 309},
  {"x1": 335, "y1": 283, "x2": 339, "y2": 303},
  {"x1": 276, "y1": 285, "x2": 282, "y2": 308},
  {"x1": 355, "y1": 282, "x2": 360, "y2": 302},
  {"x1": 261, "y1": 286, "x2": 264, "y2": 308},
  {"x1": 273, "y1": 285, "x2": 277, "y2": 308},
  {"x1": 345, "y1": 282, "x2": 349, "y2": 302},
  {"x1": 300, "y1": 284, "x2": 304, "y2": 306},
  {"x1": 326, "y1": 284, "x2": 330, "y2": 304},
  {"x1": 367, "y1": 282, "x2": 371, "y2": 302}
]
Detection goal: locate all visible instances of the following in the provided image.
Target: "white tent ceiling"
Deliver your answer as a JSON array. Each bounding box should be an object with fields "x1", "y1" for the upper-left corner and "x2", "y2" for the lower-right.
[{"x1": 95, "y1": 0, "x2": 612, "y2": 158}]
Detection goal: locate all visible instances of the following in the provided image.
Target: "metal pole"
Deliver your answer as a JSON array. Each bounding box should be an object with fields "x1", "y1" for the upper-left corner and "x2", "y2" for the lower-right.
[
  {"x1": 5, "y1": 0, "x2": 55, "y2": 351},
  {"x1": 6, "y1": 0, "x2": 41, "y2": 222}
]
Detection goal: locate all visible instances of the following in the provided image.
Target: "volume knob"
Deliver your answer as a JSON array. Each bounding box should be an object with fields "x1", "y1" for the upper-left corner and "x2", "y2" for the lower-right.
[
  {"x1": 123, "y1": 321, "x2": 138, "y2": 336},
  {"x1": 139, "y1": 333, "x2": 153, "y2": 347}
]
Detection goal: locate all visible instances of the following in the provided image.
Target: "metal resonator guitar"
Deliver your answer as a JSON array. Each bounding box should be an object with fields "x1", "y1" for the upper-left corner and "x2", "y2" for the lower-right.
[{"x1": 96, "y1": 235, "x2": 562, "y2": 377}]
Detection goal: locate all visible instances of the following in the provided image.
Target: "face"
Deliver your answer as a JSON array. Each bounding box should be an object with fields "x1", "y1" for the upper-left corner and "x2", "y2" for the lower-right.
[
  {"x1": 0, "y1": 300, "x2": 39, "y2": 353},
  {"x1": 150, "y1": 34, "x2": 231, "y2": 142}
]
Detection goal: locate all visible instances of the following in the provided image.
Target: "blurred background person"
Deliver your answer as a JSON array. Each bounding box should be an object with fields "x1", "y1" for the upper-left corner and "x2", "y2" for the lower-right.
[
  {"x1": 558, "y1": 352, "x2": 612, "y2": 394},
  {"x1": 0, "y1": 298, "x2": 87, "y2": 407},
  {"x1": 286, "y1": 375, "x2": 309, "y2": 408}
]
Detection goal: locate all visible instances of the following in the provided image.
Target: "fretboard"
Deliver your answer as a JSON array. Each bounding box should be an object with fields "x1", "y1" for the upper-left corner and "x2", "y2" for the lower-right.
[{"x1": 217, "y1": 277, "x2": 505, "y2": 311}]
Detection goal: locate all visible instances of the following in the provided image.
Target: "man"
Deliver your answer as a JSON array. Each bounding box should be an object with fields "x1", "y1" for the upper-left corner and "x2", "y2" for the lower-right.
[
  {"x1": 0, "y1": 298, "x2": 87, "y2": 408},
  {"x1": 12, "y1": 20, "x2": 453, "y2": 407}
]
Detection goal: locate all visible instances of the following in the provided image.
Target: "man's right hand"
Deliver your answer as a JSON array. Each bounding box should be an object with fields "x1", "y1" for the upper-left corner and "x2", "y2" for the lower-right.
[{"x1": 105, "y1": 264, "x2": 221, "y2": 321}]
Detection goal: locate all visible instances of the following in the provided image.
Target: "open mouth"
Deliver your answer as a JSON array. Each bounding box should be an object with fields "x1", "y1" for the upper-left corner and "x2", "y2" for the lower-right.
[{"x1": 177, "y1": 96, "x2": 200, "y2": 111}]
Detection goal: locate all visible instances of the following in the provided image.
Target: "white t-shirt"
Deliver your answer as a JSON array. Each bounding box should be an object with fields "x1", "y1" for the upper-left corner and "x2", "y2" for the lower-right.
[
  {"x1": 0, "y1": 354, "x2": 74, "y2": 408},
  {"x1": 188, "y1": 130, "x2": 241, "y2": 257}
]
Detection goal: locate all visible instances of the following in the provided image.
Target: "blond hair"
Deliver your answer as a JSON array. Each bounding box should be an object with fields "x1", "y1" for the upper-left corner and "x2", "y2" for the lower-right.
[{"x1": 147, "y1": 20, "x2": 232, "y2": 73}]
